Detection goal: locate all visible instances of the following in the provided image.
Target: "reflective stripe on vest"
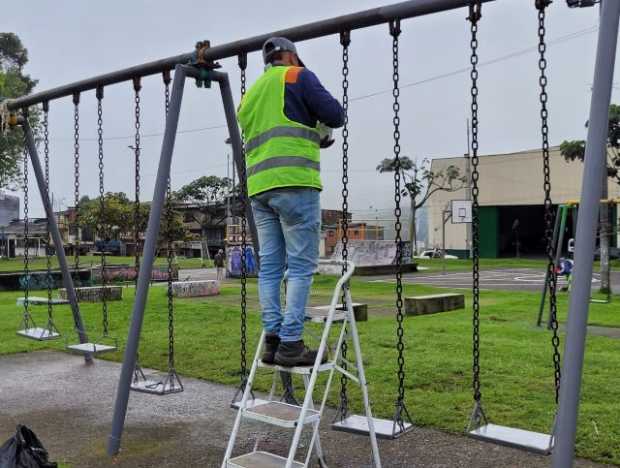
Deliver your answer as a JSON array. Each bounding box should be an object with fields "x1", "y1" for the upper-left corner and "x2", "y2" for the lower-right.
[
  {"x1": 237, "y1": 66, "x2": 322, "y2": 197},
  {"x1": 245, "y1": 125, "x2": 321, "y2": 153},
  {"x1": 246, "y1": 156, "x2": 320, "y2": 177}
]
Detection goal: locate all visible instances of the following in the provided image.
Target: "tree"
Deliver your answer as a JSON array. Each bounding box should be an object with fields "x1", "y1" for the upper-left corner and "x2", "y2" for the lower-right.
[
  {"x1": 79, "y1": 192, "x2": 186, "y2": 247},
  {"x1": 175, "y1": 175, "x2": 232, "y2": 266},
  {"x1": 377, "y1": 156, "x2": 467, "y2": 257},
  {"x1": 560, "y1": 104, "x2": 620, "y2": 294},
  {"x1": 0, "y1": 33, "x2": 38, "y2": 189}
]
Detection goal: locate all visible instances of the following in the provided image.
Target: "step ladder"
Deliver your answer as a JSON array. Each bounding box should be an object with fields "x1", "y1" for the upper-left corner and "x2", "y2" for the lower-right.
[{"x1": 222, "y1": 262, "x2": 381, "y2": 468}]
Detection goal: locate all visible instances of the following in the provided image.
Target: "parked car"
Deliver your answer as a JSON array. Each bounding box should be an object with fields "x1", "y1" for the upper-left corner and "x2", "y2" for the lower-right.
[{"x1": 417, "y1": 248, "x2": 458, "y2": 260}]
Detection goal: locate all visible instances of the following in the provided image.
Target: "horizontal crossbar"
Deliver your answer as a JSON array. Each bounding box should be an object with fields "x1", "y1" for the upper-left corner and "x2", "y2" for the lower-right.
[{"x1": 5, "y1": 0, "x2": 494, "y2": 110}]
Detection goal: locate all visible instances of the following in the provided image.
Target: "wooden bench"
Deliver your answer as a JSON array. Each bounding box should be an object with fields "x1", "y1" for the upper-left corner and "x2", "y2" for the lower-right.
[
  {"x1": 59, "y1": 286, "x2": 123, "y2": 302},
  {"x1": 405, "y1": 293, "x2": 465, "y2": 316},
  {"x1": 172, "y1": 280, "x2": 220, "y2": 298},
  {"x1": 307, "y1": 303, "x2": 368, "y2": 322}
]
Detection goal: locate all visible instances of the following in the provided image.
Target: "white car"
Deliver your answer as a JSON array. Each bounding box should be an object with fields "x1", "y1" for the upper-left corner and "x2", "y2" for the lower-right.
[{"x1": 417, "y1": 249, "x2": 458, "y2": 260}]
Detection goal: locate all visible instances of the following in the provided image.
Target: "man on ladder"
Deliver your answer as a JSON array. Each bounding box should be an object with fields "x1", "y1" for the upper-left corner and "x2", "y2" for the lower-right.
[{"x1": 237, "y1": 37, "x2": 344, "y2": 367}]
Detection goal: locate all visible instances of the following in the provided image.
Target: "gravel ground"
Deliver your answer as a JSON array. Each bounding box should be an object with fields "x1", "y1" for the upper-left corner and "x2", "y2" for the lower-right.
[{"x1": 0, "y1": 351, "x2": 609, "y2": 468}]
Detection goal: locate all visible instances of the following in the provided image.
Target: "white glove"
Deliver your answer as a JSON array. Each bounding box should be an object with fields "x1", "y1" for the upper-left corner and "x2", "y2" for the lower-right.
[{"x1": 317, "y1": 122, "x2": 335, "y2": 149}]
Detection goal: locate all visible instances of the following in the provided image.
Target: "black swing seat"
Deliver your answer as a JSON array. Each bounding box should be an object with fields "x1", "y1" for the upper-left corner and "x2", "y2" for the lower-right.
[
  {"x1": 16, "y1": 327, "x2": 60, "y2": 341},
  {"x1": 468, "y1": 424, "x2": 554, "y2": 454},
  {"x1": 16, "y1": 296, "x2": 69, "y2": 306},
  {"x1": 332, "y1": 414, "x2": 413, "y2": 440}
]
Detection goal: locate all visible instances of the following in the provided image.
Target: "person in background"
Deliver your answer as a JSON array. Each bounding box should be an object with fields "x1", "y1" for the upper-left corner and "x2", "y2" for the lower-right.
[
  {"x1": 556, "y1": 257, "x2": 574, "y2": 292},
  {"x1": 237, "y1": 37, "x2": 344, "y2": 367},
  {"x1": 214, "y1": 249, "x2": 225, "y2": 281}
]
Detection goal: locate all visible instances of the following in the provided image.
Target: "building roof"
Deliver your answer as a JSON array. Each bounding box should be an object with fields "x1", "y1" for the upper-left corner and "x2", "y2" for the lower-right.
[
  {"x1": 3, "y1": 218, "x2": 48, "y2": 236},
  {"x1": 434, "y1": 145, "x2": 562, "y2": 164}
]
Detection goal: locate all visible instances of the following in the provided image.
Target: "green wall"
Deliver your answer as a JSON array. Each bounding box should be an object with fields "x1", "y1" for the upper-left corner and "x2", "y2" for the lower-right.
[{"x1": 479, "y1": 206, "x2": 499, "y2": 258}]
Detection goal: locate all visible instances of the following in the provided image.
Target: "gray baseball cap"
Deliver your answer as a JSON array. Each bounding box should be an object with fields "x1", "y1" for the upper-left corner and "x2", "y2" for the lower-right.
[{"x1": 262, "y1": 37, "x2": 305, "y2": 66}]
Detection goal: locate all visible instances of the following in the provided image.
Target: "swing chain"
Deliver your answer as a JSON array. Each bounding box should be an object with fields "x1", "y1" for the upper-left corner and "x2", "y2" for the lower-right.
[
  {"x1": 536, "y1": 0, "x2": 562, "y2": 404},
  {"x1": 239, "y1": 54, "x2": 249, "y2": 383},
  {"x1": 72, "y1": 93, "x2": 81, "y2": 276},
  {"x1": 43, "y1": 102, "x2": 53, "y2": 320},
  {"x1": 96, "y1": 87, "x2": 110, "y2": 336},
  {"x1": 389, "y1": 19, "x2": 408, "y2": 423},
  {"x1": 468, "y1": 0, "x2": 483, "y2": 406},
  {"x1": 22, "y1": 135, "x2": 31, "y2": 320},
  {"x1": 164, "y1": 73, "x2": 176, "y2": 371},
  {"x1": 338, "y1": 29, "x2": 351, "y2": 421},
  {"x1": 133, "y1": 77, "x2": 142, "y2": 284}
]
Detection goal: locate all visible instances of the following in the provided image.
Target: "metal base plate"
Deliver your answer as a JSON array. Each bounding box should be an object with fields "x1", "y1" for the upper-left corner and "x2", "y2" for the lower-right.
[
  {"x1": 67, "y1": 342, "x2": 117, "y2": 355},
  {"x1": 17, "y1": 328, "x2": 61, "y2": 341},
  {"x1": 130, "y1": 376, "x2": 184, "y2": 395},
  {"x1": 468, "y1": 423, "x2": 553, "y2": 454},
  {"x1": 228, "y1": 450, "x2": 304, "y2": 468},
  {"x1": 231, "y1": 398, "x2": 270, "y2": 410},
  {"x1": 332, "y1": 414, "x2": 413, "y2": 439}
]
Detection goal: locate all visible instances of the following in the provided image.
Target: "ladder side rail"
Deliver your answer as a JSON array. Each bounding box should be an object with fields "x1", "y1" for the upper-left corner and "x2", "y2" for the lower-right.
[
  {"x1": 221, "y1": 330, "x2": 266, "y2": 467},
  {"x1": 302, "y1": 374, "x2": 327, "y2": 467},
  {"x1": 304, "y1": 304, "x2": 355, "y2": 467},
  {"x1": 285, "y1": 262, "x2": 356, "y2": 468},
  {"x1": 304, "y1": 360, "x2": 339, "y2": 467},
  {"x1": 344, "y1": 286, "x2": 382, "y2": 468}
]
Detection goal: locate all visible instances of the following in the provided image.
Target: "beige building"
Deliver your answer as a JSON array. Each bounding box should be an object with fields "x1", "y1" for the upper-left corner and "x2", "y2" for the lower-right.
[{"x1": 427, "y1": 147, "x2": 620, "y2": 258}]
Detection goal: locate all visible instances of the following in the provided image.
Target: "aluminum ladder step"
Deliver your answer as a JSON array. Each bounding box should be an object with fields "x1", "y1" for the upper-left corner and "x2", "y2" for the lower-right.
[
  {"x1": 227, "y1": 451, "x2": 304, "y2": 468},
  {"x1": 258, "y1": 361, "x2": 333, "y2": 375},
  {"x1": 242, "y1": 401, "x2": 319, "y2": 428},
  {"x1": 231, "y1": 398, "x2": 271, "y2": 410},
  {"x1": 305, "y1": 306, "x2": 345, "y2": 323}
]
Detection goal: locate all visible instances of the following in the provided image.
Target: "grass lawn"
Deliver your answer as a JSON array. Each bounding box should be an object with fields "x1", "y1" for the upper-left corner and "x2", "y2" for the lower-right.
[
  {"x1": 0, "y1": 255, "x2": 210, "y2": 272},
  {"x1": 0, "y1": 277, "x2": 618, "y2": 465}
]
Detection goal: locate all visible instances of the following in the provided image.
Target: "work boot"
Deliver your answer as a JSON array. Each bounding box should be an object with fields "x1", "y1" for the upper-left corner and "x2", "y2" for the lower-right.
[
  {"x1": 261, "y1": 333, "x2": 280, "y2": 364},
  {"x1": 274, "y1": 340, "x2": 327, "y2": 367}
]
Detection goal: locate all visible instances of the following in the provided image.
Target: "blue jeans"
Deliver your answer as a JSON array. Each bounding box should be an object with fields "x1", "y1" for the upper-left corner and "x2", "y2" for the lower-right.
[{"x1": 251, "y1": 188, "x2": 320, "y2": 342}]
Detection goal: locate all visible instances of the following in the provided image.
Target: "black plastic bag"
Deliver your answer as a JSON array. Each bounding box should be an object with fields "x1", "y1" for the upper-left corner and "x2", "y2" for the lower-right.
[{"x1": 0, "y1": 425, "x2": 57, "y2": 468}]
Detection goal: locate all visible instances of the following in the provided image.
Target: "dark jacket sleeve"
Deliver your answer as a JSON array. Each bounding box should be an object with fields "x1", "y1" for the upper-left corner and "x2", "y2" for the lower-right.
[{"x1": 299, "y1": 69, "x2": 345, "y2": 128}]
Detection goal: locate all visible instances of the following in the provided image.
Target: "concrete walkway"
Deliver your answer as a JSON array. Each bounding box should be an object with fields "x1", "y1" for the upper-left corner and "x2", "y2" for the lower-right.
[{"x1": 0, "y1": 351, "x2": 607, "y2": 468}]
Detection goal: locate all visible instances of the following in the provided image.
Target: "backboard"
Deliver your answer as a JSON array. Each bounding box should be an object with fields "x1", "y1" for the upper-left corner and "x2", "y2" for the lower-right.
[{"x1": 451, "y1": 200, "x2": 472, "y2": 224}]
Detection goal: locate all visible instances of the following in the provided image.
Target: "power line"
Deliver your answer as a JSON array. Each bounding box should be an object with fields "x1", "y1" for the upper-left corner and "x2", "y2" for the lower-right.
[
  {"x1": 349, "y1": 25, "x2": 598, "y2": 102},
  {"x1": 49, "y1": 25, "x2": 597, "y2": 143}
]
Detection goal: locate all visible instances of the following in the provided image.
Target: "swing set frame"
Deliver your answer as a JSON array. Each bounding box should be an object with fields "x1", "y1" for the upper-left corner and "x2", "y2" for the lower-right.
[{"x1": 2, "y1": 1, "x2": 618, "y2": 467}]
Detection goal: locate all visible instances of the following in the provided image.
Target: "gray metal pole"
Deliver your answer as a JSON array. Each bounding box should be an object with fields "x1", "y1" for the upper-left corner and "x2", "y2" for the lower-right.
[
  {"x1": 107, "y1": 64, "x2": 187, "y2": 456},
  {"x1": 211, "y1": 70, "x2": 261, "y2": 256},
  {"x1": 552, "y1": 3, "x2": 620, "y2": 467},
  {"x1": 21, "y1": 117, "x2": 92, "y2": 364}
]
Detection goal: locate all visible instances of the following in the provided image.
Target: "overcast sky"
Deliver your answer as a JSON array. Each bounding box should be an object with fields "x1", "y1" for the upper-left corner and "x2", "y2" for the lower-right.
[{"x1": 3, "y1": 1, "x2": 614, "y2": 220}]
